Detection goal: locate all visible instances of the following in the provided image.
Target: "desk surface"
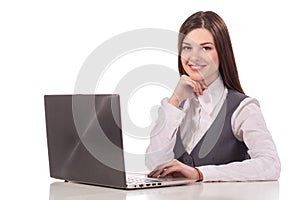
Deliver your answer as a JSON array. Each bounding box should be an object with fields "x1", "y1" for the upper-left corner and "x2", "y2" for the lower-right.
[{"x1": 50, "y1": 181, "x2": 279, "y2": 200}]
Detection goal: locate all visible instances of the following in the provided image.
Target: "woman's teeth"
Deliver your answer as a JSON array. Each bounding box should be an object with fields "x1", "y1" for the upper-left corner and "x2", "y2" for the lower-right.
[{"x1": 191, "y1": 65, "x2": 202, "y2": 70}]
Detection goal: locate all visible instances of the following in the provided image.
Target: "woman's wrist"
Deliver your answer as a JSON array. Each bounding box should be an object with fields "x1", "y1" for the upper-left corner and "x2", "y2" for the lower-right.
[
  {"x1": 168, "y1": 95, "x2": 180, "y2": 108},
  {"x1": 194, "y1": 167, "x2": 203, "y2": 181}
]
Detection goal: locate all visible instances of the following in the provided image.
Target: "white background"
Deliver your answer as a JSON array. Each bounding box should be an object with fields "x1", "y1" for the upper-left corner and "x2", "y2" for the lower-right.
[{"x1": 1, "y1": 0, "x2": 299, "y2": 199}]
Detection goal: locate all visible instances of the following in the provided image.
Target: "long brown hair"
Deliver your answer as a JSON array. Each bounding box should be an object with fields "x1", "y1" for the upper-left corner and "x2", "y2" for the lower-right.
[{"x1": 178, "y1": 11, "x2": 245, "y2": 94}]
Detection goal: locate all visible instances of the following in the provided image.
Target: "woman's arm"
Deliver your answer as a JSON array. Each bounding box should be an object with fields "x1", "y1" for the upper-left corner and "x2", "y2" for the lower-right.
[
  {"x1": 198, "y1": 98, "x2": 281, "y2": 181},
  {"x1": 145, "y1": 98, "x2": 186, "y2": 170},
  {"x1": 148, "y1": 97, "x2": 281, "y2": 182},
  {"x1": 145, "y1": 75, "x2": 207, "y2": 170}
]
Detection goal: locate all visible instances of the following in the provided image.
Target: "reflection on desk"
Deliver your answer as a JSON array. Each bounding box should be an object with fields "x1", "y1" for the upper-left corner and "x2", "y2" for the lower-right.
[{"x1": 49, "y1": 181, "x2": 279, "y2": 200}]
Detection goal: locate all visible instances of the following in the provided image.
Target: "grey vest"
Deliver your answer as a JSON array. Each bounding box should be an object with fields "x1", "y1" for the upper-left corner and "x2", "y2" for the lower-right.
[{"x1": 173, "y1": 89, "x2": 250, "y2": 167}]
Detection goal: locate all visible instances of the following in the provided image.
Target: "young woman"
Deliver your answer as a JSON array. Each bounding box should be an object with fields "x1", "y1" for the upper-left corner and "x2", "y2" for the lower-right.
[{"x1": 145, "y1": 11, "x2": 281, "y2": 182}]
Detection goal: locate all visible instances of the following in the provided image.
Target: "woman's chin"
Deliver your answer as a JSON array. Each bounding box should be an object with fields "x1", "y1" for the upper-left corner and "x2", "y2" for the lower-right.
[{"x1": 190, "y1": 74, "x2": 205, "y2": 82}]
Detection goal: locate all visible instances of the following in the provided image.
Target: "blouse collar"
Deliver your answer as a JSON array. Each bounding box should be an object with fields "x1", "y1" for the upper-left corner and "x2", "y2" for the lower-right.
[{"x1": 196, "y1": 75, "x2": 225, "y2": 114}]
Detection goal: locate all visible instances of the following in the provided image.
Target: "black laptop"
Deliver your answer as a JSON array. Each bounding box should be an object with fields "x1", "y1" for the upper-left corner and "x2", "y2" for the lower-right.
[{"x1": 44, "y1": 94, "x2": 196, "y2": 189}]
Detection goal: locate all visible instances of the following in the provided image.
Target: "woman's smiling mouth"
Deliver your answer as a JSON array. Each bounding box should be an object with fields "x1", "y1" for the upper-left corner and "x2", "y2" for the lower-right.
[{"x1": 189, "y1": 64, "x2": 207, "y2": 71}]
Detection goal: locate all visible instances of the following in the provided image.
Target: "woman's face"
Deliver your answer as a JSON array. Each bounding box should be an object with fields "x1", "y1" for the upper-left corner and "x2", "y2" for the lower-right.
[{"x1": 181, "y1": 28, "x2": 219, "y2": 85}]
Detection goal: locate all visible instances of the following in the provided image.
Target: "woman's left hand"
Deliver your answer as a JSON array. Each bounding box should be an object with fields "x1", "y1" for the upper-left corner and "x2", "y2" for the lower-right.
[{"x1": 147, "y1": 159, "x2": 203, "y2": 180}]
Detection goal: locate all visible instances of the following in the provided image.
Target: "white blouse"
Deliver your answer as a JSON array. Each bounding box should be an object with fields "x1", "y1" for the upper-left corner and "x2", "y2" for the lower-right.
[{"x1": 145, "y1": 76, "x2": 281, "y2": 182}]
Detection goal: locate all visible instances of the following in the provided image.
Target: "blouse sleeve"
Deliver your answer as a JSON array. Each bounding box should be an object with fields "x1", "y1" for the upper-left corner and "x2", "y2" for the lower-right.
[
  {"x1": 197, "y1": 97, "x2": 281, "y2": 181},
  {"x1": 145, "y1": 97, "x2": 186, "y2": 170}
]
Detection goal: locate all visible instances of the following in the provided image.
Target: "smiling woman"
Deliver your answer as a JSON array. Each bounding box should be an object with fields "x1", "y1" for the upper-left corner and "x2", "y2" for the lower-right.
[
  {"x1": 145, "y1": 11, "x2": 281, "y2": 182},
  {"x1": 180, "y1": 28, "x2": 219, "y2": 87}
]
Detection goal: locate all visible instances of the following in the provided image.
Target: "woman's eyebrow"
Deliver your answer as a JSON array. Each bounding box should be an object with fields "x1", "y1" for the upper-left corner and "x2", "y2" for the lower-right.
[
  {"x1": 182, "y1": 42, "x2": 191, "y2": 45},
  {"x1": 200, "y1": 42, "x2": 214, "y2": 46},
  {"x1": 183, "y1": 41, "x2": 214, "y2": 46}
]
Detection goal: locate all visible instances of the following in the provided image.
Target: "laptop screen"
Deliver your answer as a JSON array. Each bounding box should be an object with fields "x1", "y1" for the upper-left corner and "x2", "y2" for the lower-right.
[{"x1": 44, "y1": 94, "x2": 127, "y2": 188}]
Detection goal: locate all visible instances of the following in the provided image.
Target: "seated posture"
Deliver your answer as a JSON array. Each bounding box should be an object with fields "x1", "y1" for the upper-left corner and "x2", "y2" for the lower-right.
[{"x1": 145, "y1": 11, "x2": 281, "y2": 182}]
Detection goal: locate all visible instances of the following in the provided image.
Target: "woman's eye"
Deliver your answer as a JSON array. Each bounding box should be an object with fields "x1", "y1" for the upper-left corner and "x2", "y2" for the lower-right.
[
  {"x1": 182, "y1": 46, "x2": 192, "y2": 51},
  {"x1": 202, "y1": 46, "x2": 212, "y2": 51}
]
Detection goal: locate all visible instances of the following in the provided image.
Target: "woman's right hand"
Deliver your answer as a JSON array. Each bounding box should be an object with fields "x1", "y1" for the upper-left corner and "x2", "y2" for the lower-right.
[{"x1": 168, "y1": 75, "x2": 207, "y2": 108}]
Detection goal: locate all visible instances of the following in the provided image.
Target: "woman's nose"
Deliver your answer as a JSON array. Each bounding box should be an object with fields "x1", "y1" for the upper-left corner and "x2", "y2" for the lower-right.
[{"x1": 189, "y1": 48, "x2": 206, "y2": 63}]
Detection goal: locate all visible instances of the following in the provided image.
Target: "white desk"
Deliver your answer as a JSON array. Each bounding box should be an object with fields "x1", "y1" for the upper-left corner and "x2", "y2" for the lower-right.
[{"x1": 50, "y1": 181, "x2": 279, "y2": 200}]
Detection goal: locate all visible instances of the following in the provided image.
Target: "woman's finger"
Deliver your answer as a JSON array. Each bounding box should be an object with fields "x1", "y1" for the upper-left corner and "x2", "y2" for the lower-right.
[
  {"x1": 156, "y1": 160, "x2": 181, "y2": 177},
  {"x1": 195, "y1": 81, "x2": 202, "y2": 95},
  {"x1": 160, "y1": 165, "x2": 180, "y2": 177},
  {"x1": 199, "y1": 79, "x2": 208, "y2": 90},
  {"x1": 148, "y1": 169, "x2": 163, "y2": 178},
  {"x1": 148, "y1": 161, "x2": 173, "y2": 177}
]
